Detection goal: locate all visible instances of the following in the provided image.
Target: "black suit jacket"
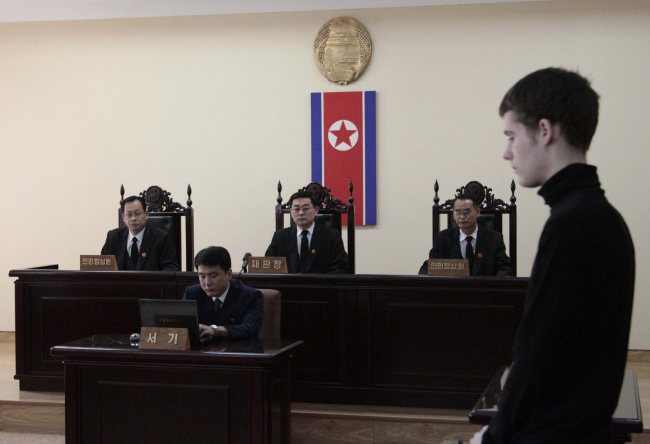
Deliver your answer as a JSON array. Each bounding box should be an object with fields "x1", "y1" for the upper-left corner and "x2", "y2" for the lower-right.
[
  {"x1": 101, "y1": 226, "x2": 179, "y2": 271},
  {"x1": 265, "y1": 223, "x2": 349, "y2": 274},
  {"x1": 418, "y1": 227, "x2": 513, "y2": 277},
  {"x1": 182, "y1": 279, "x2": 264, "y2": 339}
]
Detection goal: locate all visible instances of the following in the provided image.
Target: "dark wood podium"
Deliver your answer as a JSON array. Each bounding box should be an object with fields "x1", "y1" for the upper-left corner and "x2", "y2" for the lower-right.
[
  {"x1": 51, "y1": 335, "x2": 303, "y2": 444},
  {"x1": 469, "y1": 366, "x2": 643, "y2": 443}
]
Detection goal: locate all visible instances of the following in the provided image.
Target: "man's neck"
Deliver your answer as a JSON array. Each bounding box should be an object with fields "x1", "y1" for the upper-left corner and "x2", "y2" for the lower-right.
[
  {"x1": 541, "y1": 140, "x2": 588, "y2": 186},
  {"x1": 215, "y1": 283, "x2": 230, "y2": 300},
  {"x1": 129, "y1": 227, "x2": 145, "y2": 237},
  {"x1": 460, "y1": 225, "x2": 477, "y2": 236}
]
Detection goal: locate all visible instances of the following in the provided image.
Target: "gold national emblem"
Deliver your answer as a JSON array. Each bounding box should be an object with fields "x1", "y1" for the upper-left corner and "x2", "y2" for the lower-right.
[{"x1": 313, "y1": 16, "x2": 372, "y2": 85}]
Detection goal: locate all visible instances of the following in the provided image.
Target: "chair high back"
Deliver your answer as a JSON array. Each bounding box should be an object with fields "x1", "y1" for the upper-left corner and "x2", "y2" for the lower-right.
[
  {"x1": 118, "y1": 184, "x2": 195, "y2": 271},
  {"x1": 258, "y1": 289, "x2": 281, "y2": 340},
  {"x1": 432, "y1": 180, "x2": 517, "y2": 276},
  {"x1": 275, "y1": 181, "x2": 356, "y2": 274}
]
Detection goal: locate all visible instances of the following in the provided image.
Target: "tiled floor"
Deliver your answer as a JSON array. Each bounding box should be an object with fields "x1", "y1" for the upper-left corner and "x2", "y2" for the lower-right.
[
  {"x1": 0, "y1": 432, "x2": 63, "y2": 444},
  {"x1": 0, "y1": 334, "x2": 64, "y2": 406}
]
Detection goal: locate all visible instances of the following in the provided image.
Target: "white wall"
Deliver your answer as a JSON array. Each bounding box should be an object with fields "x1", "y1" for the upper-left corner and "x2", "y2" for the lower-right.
[{"x1": 1, "y1": 0, "x2": 649, "y2": 348}]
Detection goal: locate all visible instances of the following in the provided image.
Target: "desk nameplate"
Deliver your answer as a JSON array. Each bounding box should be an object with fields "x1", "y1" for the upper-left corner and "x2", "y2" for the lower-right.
[
  {"x1": 80, "y1": 255, "x2": 117, "y2": 271},
  {"x1": 247, "y1": 256, "x2": 288, "y2": 274},
  {"x1": 138, "y1": 327, "x2": 190, "y2": 350},
  {"x1": 427, "y1": 259, "x2": 470, "y2": 276}
]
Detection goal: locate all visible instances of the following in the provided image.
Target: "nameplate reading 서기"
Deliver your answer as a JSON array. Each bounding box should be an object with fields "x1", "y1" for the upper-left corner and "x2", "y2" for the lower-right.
[
  {"x1": 138, "y1": 327, "x2": 190, "y2": 351},
  {"x1": 80, "y1": 255, "x2": 117, "y2": 271},
  {"x1": 247, "y1": 257, "x2": 288, "y2": 274},
  {"x1": 427, "y1": 259, "x2": 470, "y2": 276}
]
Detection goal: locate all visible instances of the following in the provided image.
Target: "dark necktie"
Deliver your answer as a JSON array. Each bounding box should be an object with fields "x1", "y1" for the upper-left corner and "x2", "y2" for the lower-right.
[
  {"x1": 214, "y1": 298, "x2": 222, "y2": 323},
  {"x1": 465, "y1": 236, "x2": 475, "y2": 273},
  {"x1": 130, "y1": 238, "x2": 139, "y2": 265},
  {"x1": 299, "y1": 230, "x2": 309, "y2": 274}
]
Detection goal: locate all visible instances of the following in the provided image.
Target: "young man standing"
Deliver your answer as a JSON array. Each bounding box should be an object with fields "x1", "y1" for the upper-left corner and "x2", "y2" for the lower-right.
[{"x1": 473, "y1": 68, "x2": 635, "y2": 443}]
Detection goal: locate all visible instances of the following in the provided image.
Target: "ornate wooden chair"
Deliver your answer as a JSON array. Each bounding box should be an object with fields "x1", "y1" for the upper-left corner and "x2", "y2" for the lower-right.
[
  {"x1": 118, "y1": 184, "x2": 195, "y2": 271},
  {"x1": 275, "y1": 181, "x2": 356, "y2": 274},
  {"x1": 432, "y1": 180, "x2": 517, "y2": 275}
]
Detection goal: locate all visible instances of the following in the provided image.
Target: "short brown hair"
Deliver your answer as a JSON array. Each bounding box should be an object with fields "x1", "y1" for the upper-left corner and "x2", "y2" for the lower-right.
[{"x1": 499, "y1": 67, "x2": 599, "y2": 152}]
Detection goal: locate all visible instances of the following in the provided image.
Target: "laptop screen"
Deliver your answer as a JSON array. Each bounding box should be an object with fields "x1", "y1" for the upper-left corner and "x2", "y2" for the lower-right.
[{"x1": 139, "y1": 299, "x2": 203, "y2": 350}]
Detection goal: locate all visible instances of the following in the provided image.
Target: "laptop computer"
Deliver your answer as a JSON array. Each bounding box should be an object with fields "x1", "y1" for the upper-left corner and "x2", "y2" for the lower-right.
[{"x1": 139, "y1": 299, "x2": 212, "y2": 350}]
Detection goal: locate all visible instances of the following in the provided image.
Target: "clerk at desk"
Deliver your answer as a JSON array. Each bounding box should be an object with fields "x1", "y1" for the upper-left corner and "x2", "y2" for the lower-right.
[
  {"x1": 418, "y1": 194, "x2": 513, "y2": 277},
  {"x1": 183, "y1": 246, "x2": 263, "y2": 340},
  {"x1": 101, "y1": 195, "x2": 179, "y2": 271}
]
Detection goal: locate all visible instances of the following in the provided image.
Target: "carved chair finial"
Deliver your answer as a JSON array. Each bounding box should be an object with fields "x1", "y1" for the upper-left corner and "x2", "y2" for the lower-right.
[
  {"x1": 186, "y1": 184, "x2": 193, "y2": 208},
  {"x1": 276, "y1": 181, "x2": 283, "y2": 205},
  {"x1": 348, "y1": 181, "x2": 354, "y2": 205},
  {"x1": 433, "y1": 180, "x2": 440, "y2": 207}
]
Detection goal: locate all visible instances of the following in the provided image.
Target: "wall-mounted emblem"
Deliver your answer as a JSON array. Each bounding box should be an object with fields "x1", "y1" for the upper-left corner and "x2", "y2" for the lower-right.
[{"x1": 313, "y1": 16, "x2": 372, "y2": 85}]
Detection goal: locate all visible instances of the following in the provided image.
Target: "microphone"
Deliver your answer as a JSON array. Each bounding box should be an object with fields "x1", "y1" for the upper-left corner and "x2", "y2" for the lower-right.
[{"x1": 240, "y1": 252, "x2": 252, "y2": 275}]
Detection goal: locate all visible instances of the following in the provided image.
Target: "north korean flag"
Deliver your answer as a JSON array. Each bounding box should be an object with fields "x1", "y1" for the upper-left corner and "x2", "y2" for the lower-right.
[{"x1": 311, "y1": 91, "x2": 376, "y2": 225}]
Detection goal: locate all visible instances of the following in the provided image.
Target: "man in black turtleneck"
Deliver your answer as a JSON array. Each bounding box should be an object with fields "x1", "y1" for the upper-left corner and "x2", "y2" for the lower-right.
[{"x1": 470, "y1": 68, "x2": 635, "y2": 444}]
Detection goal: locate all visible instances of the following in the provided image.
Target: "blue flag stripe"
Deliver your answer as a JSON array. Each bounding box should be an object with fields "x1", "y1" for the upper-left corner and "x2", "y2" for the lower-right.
[
  {"x1": 310, "y1": 93, "x2": 323, "y2": 183},
  {"x1": 364, "y1": 91, "x2": 377, "y2": 225}
]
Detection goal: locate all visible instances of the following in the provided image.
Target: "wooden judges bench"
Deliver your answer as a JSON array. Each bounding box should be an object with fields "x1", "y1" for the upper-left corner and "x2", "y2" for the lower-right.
[{"x1": 10, "y1": 267, "x2": 527, "y2": 409}]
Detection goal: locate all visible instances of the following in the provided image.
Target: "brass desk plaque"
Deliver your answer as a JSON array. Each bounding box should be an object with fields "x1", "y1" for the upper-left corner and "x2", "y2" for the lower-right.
[
  {"x1": 80, "y1": 255, "x2": 117, "y2": 271},
  {"x1": 247, "y1": 257, "x2": 288, "y2": 274},
  {"x1": 427, "y1": 259, "x2": 470, "y2": 276},
  {"x1": 138, "y1": 327, "x2": 190, "y2": 351},
  {"x1": 314, "y1": 16, "x2": 372, "y2": 85}
]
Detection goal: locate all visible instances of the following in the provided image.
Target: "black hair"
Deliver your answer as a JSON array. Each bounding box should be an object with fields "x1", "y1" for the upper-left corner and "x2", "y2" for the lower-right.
[
  {"x1": 121, "y1": 195, "x2": 146, "y2": 213},
  {"x1": 453, "y1": 193, "x2": 479, "y2": 209},
  {"x1": 288, "y1": 191, "x2": 318, "y2": 208},
  {"x1": 194, "y1": 246, "x2": 231, "y2": 272}
]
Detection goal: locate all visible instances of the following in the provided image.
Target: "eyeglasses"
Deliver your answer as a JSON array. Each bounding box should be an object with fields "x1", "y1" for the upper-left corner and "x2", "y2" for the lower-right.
[
  {"x1": 453, "y1": 209, "x2": 474, "y2": 216},
  {"x1": 124, "y1": 212, "x2": 145, "y2": 219},
  {"x1": 291, "y1": 205, "x2": 314, "y2": 213}
]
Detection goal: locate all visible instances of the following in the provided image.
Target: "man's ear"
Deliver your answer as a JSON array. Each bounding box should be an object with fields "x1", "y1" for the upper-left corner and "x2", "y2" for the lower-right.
[{"x1": 538, "y1": 118, "x2": 556, "y2": 146}]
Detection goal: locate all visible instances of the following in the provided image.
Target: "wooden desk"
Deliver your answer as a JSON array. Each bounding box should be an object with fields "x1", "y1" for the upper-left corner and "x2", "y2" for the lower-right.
[
  {"x1": 51, "y1": 335, "x2": 303, "y2": 444},
  {"x1": 12, "y1": 267, "x2": 528, "y2": 408},
  {"x1": 469, "y1": 366, "x2": 643, "y2": 443}
]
